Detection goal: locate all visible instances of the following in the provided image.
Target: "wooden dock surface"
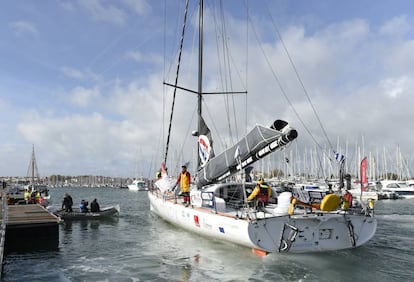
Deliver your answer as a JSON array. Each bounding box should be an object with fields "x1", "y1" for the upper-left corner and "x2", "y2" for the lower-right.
[
  {"x1": 6, "y1": 204, "x2": 60, "y2": 226},
  {"x1": 0, "y1": 201, "x2": 61, "y2": 278}
]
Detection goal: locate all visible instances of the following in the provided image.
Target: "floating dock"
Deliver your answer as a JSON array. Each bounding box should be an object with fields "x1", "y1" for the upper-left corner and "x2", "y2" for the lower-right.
[{"x1": 0, "y1": 197, "x2": 61, "y2": 278}]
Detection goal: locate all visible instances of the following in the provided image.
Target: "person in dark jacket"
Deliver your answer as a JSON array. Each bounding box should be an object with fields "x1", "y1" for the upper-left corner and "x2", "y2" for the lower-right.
[
  {"x1": 90, "y1": 198, "x2": 100, "y2": 212},
  {"x1": 62, "y1": 193, "x2": 73, "y2": 212}
]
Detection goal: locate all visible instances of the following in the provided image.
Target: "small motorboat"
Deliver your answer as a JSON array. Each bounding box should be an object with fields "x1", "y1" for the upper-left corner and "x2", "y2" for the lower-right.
[{"x1": 54, "y1": 205, "x2": 120, "y2": 220}]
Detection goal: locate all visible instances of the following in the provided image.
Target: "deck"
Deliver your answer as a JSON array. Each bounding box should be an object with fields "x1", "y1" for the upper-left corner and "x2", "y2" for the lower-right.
[
  {"x1": 0, "y1": 197, "x2": 61, "y2": 278},
  {"x1": 6, "y1": 204, "x2": 60, "y2": 226}
]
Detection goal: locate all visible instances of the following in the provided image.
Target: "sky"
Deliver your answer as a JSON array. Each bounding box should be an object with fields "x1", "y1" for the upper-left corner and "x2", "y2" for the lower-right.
[{"x1": 1, "y1": 0, "x2": 414, "y2": 179}]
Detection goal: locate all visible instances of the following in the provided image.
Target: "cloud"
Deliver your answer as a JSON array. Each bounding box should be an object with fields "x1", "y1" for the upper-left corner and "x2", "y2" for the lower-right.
[
  {"x1": 3, "y1": 1, "x2": 414, "y2": 178},
  {"x1": 78, "y1": 0, "x2": 128, "y2": 25},
  {"x1": 380, "y1": 15, "x2": 410, "y2": 37},
  {"x1": 122, "y1": 0, "x2": 150, "y2": 15},
  {"x1": 125, "y1": 50, "x2": 163, "y2": 65},
  {"x1": 380, "y1": 76, "x2": 408, "y2": 99},
  {"x1": 58, "y1": 0, "x2": 75, "y2": 11},
  {"x1": 70, "y1": 86, "x2": 101, "y2": 107},
  {"x1": 60, "y1": 66, "x2": 101, "y2": 82},
  {"x1": 9, "y1": 21, "x2": 38, "y2": 37},
  {"x1": 60, "y1": 67, "x2": 84, "y2": 80},
  {"x1": 15, "y1": 108, "x2": 158, "y2": 176},
  {"x1": 17, "y1": 113, "x2": 114, "y2": 173}
]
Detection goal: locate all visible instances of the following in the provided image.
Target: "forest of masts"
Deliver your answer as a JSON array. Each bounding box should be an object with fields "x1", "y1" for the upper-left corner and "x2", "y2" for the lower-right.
[{"x1": 257, "y1": 142, "x2": 412, "y2": 182}]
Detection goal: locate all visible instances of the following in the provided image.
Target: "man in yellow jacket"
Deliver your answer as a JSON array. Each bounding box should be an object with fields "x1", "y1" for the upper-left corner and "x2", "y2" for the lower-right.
[
  {"x1": 247, "y1": 178, "x2": 271, "y2": 208},
  {"x1": 173, "y1": 165, "x2": 191, "y2": 207},
  {"x1": 24, "y1": 189, "x2": 31, "y2": 204}
]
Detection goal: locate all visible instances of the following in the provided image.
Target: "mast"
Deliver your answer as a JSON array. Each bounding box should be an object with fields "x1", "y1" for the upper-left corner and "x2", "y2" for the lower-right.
[
  {"x1": 31, "y1": 144, "x2": 35, "y2": 187},
  {"x1": 197, "y1": 0, "x2": 204, "y2": 169},
  {"x1": 27, "y1": 144, "x2": 39, "y2": 190}
]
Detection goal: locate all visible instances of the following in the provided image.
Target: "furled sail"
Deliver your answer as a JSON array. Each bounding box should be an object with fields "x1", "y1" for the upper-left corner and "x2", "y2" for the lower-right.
[{"x1": 196, "y1": 119, "x2": 298, "y2": 187}]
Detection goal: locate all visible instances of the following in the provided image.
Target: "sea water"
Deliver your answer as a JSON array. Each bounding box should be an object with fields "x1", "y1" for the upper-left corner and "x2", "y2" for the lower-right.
[{"x1": 2, "y1": 187, "x2": 413, "y2": 281}]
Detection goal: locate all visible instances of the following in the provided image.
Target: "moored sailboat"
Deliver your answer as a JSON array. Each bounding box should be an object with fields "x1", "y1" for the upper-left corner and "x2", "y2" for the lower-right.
[
  {"x1": 148, "y1": 0, "x2": 376, "y2": 254},
  {"x1": 8, "y1": 145, "x2": 50, "y2": 206}
]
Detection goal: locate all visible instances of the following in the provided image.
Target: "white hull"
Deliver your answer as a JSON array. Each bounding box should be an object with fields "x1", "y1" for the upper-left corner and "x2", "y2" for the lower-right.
[
  {"x1": 380, "y1": 180, "x2": 414, "y2": 199},
  {"x1": 381, "y1": 189, "x2": 414, "y2": 199},
  {"x1": 148, "y1": 185, "x2": 377, "y2": 254},
  {"x1": 348, "y1": 189, "x2": 379, "y2": 201},
  {"x1": 128, "y1": 185, "x2": 139, "y2": 191},
  {"x1": 383, "y1": 193, "x2": 414, "y2": 200}
]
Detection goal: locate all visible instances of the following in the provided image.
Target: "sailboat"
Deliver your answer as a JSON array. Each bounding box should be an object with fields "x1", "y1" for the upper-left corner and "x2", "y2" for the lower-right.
[
  {"x1": 25, "y1": 145, "x2": 50, "y2": 206},
  {"x1": 148, "y1": 0, "x2": 376, "y2": 254}
]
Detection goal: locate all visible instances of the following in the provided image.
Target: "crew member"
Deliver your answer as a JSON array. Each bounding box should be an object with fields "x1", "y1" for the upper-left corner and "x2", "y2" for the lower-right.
[
  {"x1": 35, "y1": 190, "x2": 41, "y2": 204},
  {"x1": 90, "y1": 198, "x2": 100, "y2": 212},
  {"x1": 24, "y1": 189, "x2": 31, "y2": 204},
  {"x1": 80, "y1": 199, "x2": 89, "y2": 213},
  {"x1": 342, "y1": 190, "x2": 353, "y2": 210},
  {"x1": 62, "y1": 193, "x2": 73, "y2": 212},
  {"x1": 173, "y1": 165, "x2": 191, "y2": 207},
  {"x1": 156, "y1": 170, "x2": 162, "y2": 179},
  {"x1": 247, "y1": 178, "x2": 272, "y2": 208}
]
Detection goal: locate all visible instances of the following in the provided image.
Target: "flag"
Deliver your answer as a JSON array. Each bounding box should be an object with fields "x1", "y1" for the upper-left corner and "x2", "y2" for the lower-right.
[
  {"x1": 198, "y1": 116, "x2": 215, "y2": 168},
  {"x1": 333, "y1": 151, "x2": 346, "y2": 189},
  {"x1": 333, "y1": 151, "x2": 345, "y2": 163},
  {"x1": 199, "y1": 116, "x2": 214, "y2": 157},
  {"x1": 360, "y1": 157, "x2": 368, "y2": 191}
]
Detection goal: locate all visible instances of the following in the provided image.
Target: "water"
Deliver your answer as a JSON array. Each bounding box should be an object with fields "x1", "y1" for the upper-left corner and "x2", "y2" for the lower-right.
[{"x1": 2, "y1": 187, "x2": 413, "y2": 281}]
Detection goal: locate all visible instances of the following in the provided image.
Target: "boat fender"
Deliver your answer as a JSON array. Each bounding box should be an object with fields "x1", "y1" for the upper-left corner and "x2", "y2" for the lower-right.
[
  {"x1": 320, "y1": 194, "x2": 341, "y2": 211},
  {"x1": 368, "y1": 198, "x2": 375, "y2": 209},
  {"x1": 288, "y1": 198, "x2": 296, "y2": 215}
]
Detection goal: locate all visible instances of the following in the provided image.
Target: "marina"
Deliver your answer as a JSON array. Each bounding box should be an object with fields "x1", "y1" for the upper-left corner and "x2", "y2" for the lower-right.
[
  {"x1": 1, "y1": 187, "x2": 413, "y2": 281},
  {"x1": 1, "y1": 0, "x2": 414, "y2": 281}
]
